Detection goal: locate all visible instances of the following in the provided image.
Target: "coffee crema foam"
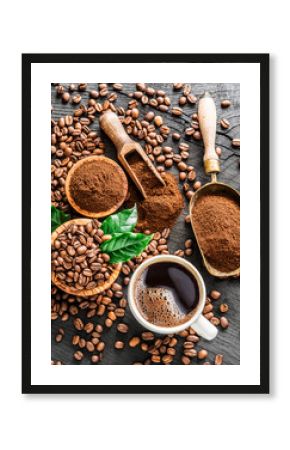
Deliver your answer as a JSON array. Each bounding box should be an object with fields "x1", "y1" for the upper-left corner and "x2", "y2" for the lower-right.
[{"x1": 136, "y1": 280, "x2": 194, "y2": 328}]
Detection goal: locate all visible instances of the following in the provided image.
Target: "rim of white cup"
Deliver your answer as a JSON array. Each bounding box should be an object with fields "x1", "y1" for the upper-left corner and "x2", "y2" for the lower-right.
[{"x1": 128, "y1": 254, "x2": 206, "y2": 335}]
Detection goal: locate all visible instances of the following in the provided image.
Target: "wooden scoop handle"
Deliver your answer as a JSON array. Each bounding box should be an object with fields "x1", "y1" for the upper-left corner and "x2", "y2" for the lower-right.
[
  {"x1": 198, "y1": 92, "x2": 220, "y2": 175},
  {"x1": 99, "y1": 110, "x2": 133, "y2": 152}
]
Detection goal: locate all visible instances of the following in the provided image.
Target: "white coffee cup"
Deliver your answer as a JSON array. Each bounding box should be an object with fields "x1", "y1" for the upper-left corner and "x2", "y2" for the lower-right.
[{"x1": 128, "y1": 254, "x2": 218, "y2": 341}]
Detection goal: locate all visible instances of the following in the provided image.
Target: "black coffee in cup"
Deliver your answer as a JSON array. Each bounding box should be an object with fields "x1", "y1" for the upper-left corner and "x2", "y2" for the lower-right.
[{"x1": 135, "y1": 261, "x2": 199, "y2": 327}]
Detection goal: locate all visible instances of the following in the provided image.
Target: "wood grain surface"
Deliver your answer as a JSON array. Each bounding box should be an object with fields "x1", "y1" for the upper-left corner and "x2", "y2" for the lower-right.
[{"x1": 51, "y1": 82, "x2": 240, "y2": 365}]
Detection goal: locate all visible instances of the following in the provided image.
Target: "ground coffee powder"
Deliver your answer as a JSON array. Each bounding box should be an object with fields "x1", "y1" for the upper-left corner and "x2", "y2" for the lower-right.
[
  {"x1": 126, "y1": 154, "x2": 184, "y2": 231},
  {"x1": 191, "y1": 194, "x2": 240, "y2": 273},
  {"x1": 69, "y1": 158, "x2": 125, "y2": 213}
]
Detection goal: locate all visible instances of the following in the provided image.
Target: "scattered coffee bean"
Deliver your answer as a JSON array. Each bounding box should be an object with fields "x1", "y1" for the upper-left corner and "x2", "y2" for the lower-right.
[
  {"x1": 114, "y1": 341, "x2": 125, "y2": 350},
  {"x1": 129, "y1": 337, "x2": 141, "y2": 348},
  {"x1": 232, "y1": 138, "x2": 240, "y2": 147},
  {"x1": 221, "y1": 99, "x2": 231, "y2": 108},
  {"x1": 220, "y1": 303, "x2": 229, "y2": 313},
  {"x1": 215, "y1": 147, "x2": 222, "y2": 156},
  {"x1": 117, "y1": 323, "x2": 129, "y2": 334},
  {"x1": 74, "y1": 350, "x2": 84, "y2": 361},
  {"x1": 215, "y1": 354, "x2": 223, "y2": 365},
  {"x1": 91, "y1": 355, "x2": 100, "y2": 363},
  {"x1": 220, "y1": 118, "x2": 230, "y2": 129},
  {"x1": 220, "y1": 316, "x2": 229, "y2": 329},
  {"x1": 210, "y1": 290, "x2": 221, "y2": 300},
  {"x1": 181, "y1": 356, "x2": 191, "y2": 365},
  {"x1": 141, "y1": 331, "x2": 155, "y2": 341},
  {"x1": 197, "y1": 349, "x2": 208, "y2": 360}
]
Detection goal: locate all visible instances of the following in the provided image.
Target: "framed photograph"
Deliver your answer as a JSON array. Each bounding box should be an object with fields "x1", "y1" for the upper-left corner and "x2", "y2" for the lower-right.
[{"x1": 22, "y1": 53, "x2": 269, "y2": 394}]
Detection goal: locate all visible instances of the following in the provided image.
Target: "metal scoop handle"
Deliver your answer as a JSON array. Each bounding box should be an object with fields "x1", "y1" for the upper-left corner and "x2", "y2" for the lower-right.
[{"x1": 198, "y1": 92, "x2": 220, "y2": 175}]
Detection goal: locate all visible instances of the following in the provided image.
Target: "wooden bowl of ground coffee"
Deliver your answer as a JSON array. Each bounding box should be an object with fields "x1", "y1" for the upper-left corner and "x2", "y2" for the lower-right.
[
  {"x1": 65, "y1": 156, "x2": 128, "y2": 218},
  {"x1": 51, "y1": 218, "x2": 122, "y2": 297}
]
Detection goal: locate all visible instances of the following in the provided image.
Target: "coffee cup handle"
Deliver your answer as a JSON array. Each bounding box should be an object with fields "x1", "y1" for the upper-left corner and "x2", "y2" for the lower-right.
[{"x1": 191, "y1": 315, "x2": 218, "y2": 341}]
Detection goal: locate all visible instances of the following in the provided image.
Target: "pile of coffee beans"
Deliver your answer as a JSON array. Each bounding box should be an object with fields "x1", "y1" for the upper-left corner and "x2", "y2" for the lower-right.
[
  {"x1": 51, "y1": 219, "x2": 115, "y2": 292},
  {"x1": 51, "y1": 82, "x2": 238, "y2": 365}
]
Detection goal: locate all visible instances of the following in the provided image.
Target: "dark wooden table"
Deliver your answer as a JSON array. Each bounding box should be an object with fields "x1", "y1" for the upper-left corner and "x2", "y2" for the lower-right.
[{"x1": 51, "y1": 83, "x2": 240, "y2": 365}]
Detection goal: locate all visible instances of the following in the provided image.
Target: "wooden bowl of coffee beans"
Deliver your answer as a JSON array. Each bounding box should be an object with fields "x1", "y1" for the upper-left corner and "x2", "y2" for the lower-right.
[{"x1": 51, "y1": 218, "x2": 122, "y2": 297}]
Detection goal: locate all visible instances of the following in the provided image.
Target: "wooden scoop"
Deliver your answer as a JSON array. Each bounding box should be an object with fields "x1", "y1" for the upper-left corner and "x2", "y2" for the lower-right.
[
  {"x1": 190, "y1": 92, "x2": 240, "y2": 278},
  {"x1": 100, "y1": 110, "x2": 165, "y2": 198}
]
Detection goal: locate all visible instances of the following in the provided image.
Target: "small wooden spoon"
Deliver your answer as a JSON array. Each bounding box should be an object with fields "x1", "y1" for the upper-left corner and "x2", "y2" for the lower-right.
[
  {"x1": 100, "y1": 110, "x2": 165, "y2": 198},
  {"x1": 65, "y1": 156, "x2": 128, "y2": 218},
  {"x1": 51, "y1": 218, "x2": 122, "y2": 297}
]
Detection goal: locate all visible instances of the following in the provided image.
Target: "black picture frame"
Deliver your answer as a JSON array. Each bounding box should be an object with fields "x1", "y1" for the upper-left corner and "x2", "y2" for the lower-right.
[{"x1": 22, "y1": 53, "x2": 269, "y2": 394}]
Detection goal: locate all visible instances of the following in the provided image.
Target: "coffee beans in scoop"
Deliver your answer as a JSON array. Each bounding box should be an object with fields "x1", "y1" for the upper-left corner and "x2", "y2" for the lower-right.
[{"x1": 51, "y1": 219, "x2": 117, "y2": 292}]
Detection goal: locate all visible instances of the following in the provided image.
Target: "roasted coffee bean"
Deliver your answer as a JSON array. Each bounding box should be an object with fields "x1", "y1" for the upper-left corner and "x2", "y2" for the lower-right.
[
  {"x1": 203, "y1": 304, "x2": 213, "y2": 314},
  {"x1": 172, "y1": 132, "x2": 181, "y2": 141},
  {"x1": 216, "y1": 146, "x2": 222, "y2": 156},
  {"x1": 181, "y1": 356, "x2": 191, "y2": 365},
  {"x1": 220, "y1": 316, "x2": 229, "y2": 329},
  {"x1": 62, "y1": 92, "x2": 70, "y2": 103},
  {"x1": 90, "y1": 90, "x2": 99, "y2": 98},
  {"x1": 113, "y1": 83, "x2": 123, "y2": 91},
  {"x1": 72, "y1": 94, "x2": 82, "y2": 104},
  {"x1": 114, "y1": 341, "x2": 125, "y2": 350},
  {"x1": 72, "y1": 335, "x2": 80, "y2": 346},
  {"x1": 220, "y1": 303, "x2": 229, "y2": 313},
  {"x1": 210, "y1": 317, "x2": 220, "y2": 326},
  {"x1": 183, "y1": 84, "x2": 191, "y2": 96},
  {"x1": 168, "y1": 337, "x2": 178, "y2": 347},
  {"x1": 171, "y1": 107, "x2": 183, "y2": 116},
  {"x1": 74, "y1": 350, "x2": 84, "y2": 361},
  {"x1": 193, "y1": 131, "x2": 201, "y2": 140},
  {"x1": 188, "y1": 170, "x2": 196, "y2": 181},
  {"x1": 167, "y1": 347, "x2": 176, "y2": 356},
  {"x1": 141, "y1": 331, "x2": 155, "y2": 341},
  {"x1": 105, "y1": 318, "x2": 113, "y2": 328},
  {"x1": 55, "y1": 333, "x2": 63, "y2": 343},
  {"x1": 136, "y1": 83, "x2": 146, "y2": 91},
  {"x1": 154, "y1": 116, "x2": 163, "y2": 127},
  {"x1": 117, "y1": 323, "x2": 129, "y2": 334},
  {"x1": 96, "y1": 341, "x2": 105, "y2": 352},
  {"x1": 220, "y1": 118, "x2": 230, "y2": 129},
  {"x1": 78, "y1": 83, "x2": 87, "y2": 91},
  {"x1": 186, "y1": 334, "x2": 199, "y2": 343},
  {"x1": 129, "y1": 337, "x2": 141, "y2": 348},
  {"x1": 91, "y1": 355, "x2": 100, "y2": 363},
  {"x1": 173, "y1": 83, "x2": 184, "y2": 90},
  {"x1": 193, "y1": 181, "x2": 202, "y2": 190},
  {"x1": 179, "y1": 172, "x2": 187, "y2": 181},
  {"x1": 162, "y1": 355, "x2": 173, "y2": 364},
  {"x1": 185, "y1": 239, "x2": 192, "y2": 248},
  {"x1": 221, "y1": 99, "x2": 231, "y2": 108},
  {"x1": 210, "y1": 290, "x2": 221, "y2": 300},
  {"x1": 86, "y1": 341, "x2": 95, "y2": 352},
  {"x1": 73, "y1": 317, "x2": 84, "y2": 331},
  {"x1": 184, "y1": 348, "x2": 197, "y2": 358},
  {"x1": 232, "y1": 138, "x2": 240, "y2": 147},
  {"x1": 79, "y1": 338, "x2": 86, "y2": 349},
  {"x1": 179, "y1": 96, "x2": 187, "y2": 106},
  {"x1": 215, "y1": 354, "x2": 224, "y2": 365},
  {"x1": 187, "y1": 94, "x2": 197, "y2": 104},
  {"x1": 197, "y1": 349, "x2": 208, "y2": 360},
  {"x1": 84, "y1": 322, "x2": 94, "y2": 334},
  {"x1": 151, "y1": 355, "x2": 161, "y2": 363}
]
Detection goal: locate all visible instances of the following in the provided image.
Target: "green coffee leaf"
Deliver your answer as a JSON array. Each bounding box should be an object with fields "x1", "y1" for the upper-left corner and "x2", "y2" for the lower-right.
[
  {"x1": 51, "y1": 205, "x2": 70, "y2": 232},
  {"x1": 100, "y1": 231, "x2": 153, "y2": 264},
  {"x1": 101, "y1": 205, "x2": 138, "y2": 234}
]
